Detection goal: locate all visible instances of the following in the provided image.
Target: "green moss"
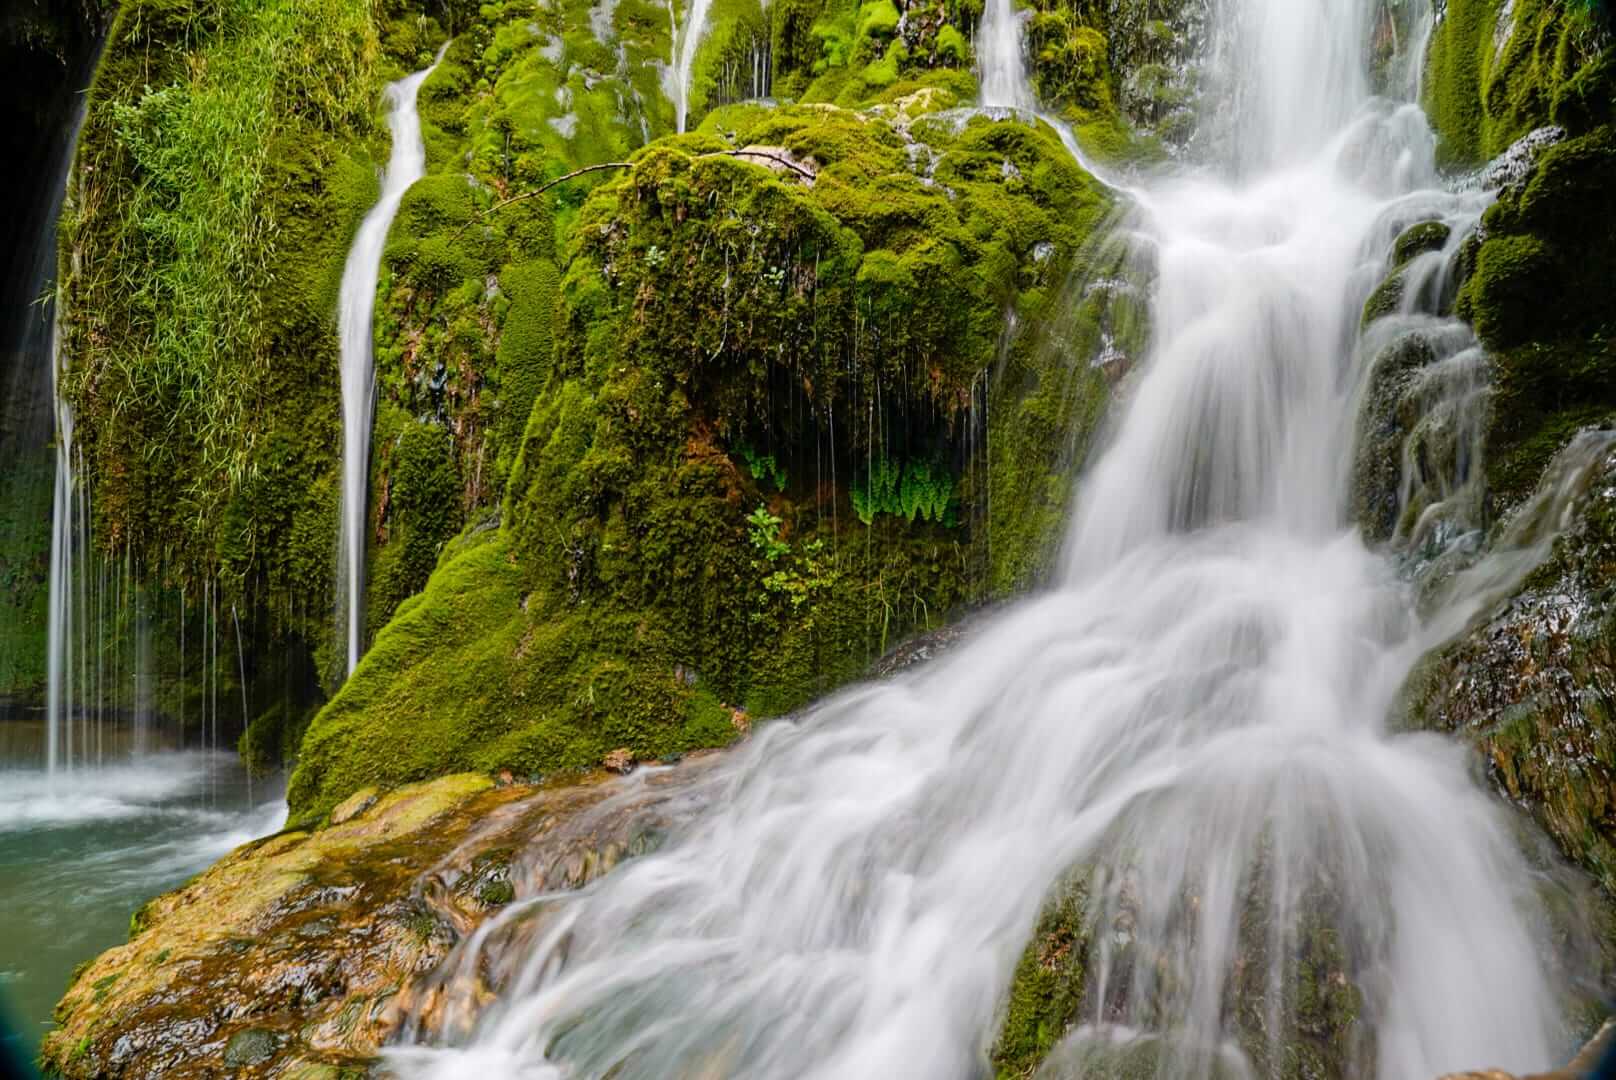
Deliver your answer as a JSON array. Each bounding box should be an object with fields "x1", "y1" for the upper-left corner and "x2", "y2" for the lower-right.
[
  {"x1": 856, "y1": 0, "x2": 899, "y2": 40},
  {"x1": 0, "y1": 455, "x2": 52, "y2": 699},
  {"x1": 991, "y1": 882, "x2": 1089, "y2": 1078},
  {"x1": 1394, "y1": 220, "x2": 1452, "y2": 264},
  {"x1": 476, "y1": 878, "x2": 516, "y2": 905},
  {"x1": 54, "y1": 0, "x2": 393, "y2": 720},
  {"x1": 494, "y1": 259, "x2": 562, "y2": 468},
  {"x1": 366, "y1": 417, "x2": 465, "y2": 641},
  {"x1": 64, "y1": 0, "x2": 381, "y2": 533},
  {"x1": 1451, "y1": 127, "x2": 1616, "y2": 512},
  {"x1": 290, "y1": 101, "x2": 1121, "y2": 818},
  {"x1": 1424, "y1": 0, "x2": 1614, "y2": 167}
]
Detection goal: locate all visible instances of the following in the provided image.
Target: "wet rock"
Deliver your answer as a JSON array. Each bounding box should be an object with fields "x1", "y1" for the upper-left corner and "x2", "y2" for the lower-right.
[
  {"x1": 1395, "y1": 220, "x2": 1453, "y2": 265},
  {"x1": 40, "y1": 762, "x2": 728, "y2": 1078},
  {"x1": 222, "y1": 1028, "x2": 281, "y2": 1068},
  {"x1": 867, "y1": 603, "x2": 1001, "y2": 677},
  {"x1": 1402, "y1": 432, "x2": 1616, "y2": 896},
  {"x1": 328, "y1": 787, "x2": 378, "y2": 826},
  {"x1": 1354, "y1": 332, "x2": 1439, "y2": 542}
]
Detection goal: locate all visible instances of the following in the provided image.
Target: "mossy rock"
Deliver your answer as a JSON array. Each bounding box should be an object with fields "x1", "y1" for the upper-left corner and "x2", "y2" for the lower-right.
[
  {"x1": 1455, "y1": 126, "x2": 1616, "y2": 511},
  {"x1": 1423, "y1": 0, "x2": 1614, "y2": 168},
  {"x1": 291, "y1": 95, "x2": 1124, "y2": 820}
]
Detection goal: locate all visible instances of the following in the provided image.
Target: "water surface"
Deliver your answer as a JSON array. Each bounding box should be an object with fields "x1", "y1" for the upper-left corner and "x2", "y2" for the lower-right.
[{"x1": 0, "y1": 719, "x2": 283, "y2": 1055}]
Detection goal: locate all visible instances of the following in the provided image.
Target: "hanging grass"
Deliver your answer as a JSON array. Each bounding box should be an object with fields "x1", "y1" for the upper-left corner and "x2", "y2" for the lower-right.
[{"x1": 62, "y1": 0, "x2": 380, "y2": 539}]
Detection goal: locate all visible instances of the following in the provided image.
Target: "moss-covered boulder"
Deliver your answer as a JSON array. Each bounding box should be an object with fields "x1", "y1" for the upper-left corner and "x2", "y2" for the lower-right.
[
  {"x1": 286, "y1": 98, "x2": 1125, "y2": 823},
  {"x1": 987, "y1": 866, "x2": 1369, "y2": 1080},
  {"x1": 1423, "y1": 0, "x2": 1613, "y2": 169},
  {"x1": 1456, "y1": 125, "x2": 1616, "y2": 513}
]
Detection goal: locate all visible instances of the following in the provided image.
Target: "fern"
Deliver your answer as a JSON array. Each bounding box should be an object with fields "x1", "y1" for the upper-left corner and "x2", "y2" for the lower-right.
[
  {"x1": 739, "y1": 445, "x2": 788, "y2": 491},
  {"x1": 853, "y1": 458, "x2": 954, "y2": 525}
]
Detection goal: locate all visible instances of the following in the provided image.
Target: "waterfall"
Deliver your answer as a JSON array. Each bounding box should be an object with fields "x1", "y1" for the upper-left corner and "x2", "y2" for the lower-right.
[
  {"x1": 45, "y1": 397, "x2": 76, "y2": 774},
  {"x1": 40, "y1": 85, "x2": 96, "y2": 775},
  {"x1": 337, "y1": 52, "x2": 444, "y2": 676},
  {"x1": 976, "y1": 0, "x2": 1120, "y2": 188},
  {"x1": 977, "y1": 0, "x2": 1038, "y2": 112},
  {"x1": 392, "y1": 1, "x2": 1592, "y2": 1076},
  {"x1": 666, "y1": 0, "x2": 716, "y2": 133}
]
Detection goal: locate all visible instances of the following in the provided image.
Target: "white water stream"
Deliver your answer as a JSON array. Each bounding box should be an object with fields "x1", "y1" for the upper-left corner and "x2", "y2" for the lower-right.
[
  {"x1": 393, "y1": 1, "x2": 1599, "y2": 1076},
  {"x1": 338, "y1": 54, "x2": 442, "y2": 674},
  {"x1": 44, "y1": 88, "x2": 94, "y2": 775},
  {"x1": 666, "y1": 0, "x2": 716, "y2": 133},
  {"x1": 976, "y1": 0, "x2": 1122, "y2": 189}
]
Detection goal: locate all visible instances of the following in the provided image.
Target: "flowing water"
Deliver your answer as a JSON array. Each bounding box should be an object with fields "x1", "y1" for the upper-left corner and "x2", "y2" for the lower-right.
[
  {"x1": 388, "y1": 0, "x2": 1602, "y2": 1076},
  {"x1": 0, "y1": 722, "x2": 284, "y2": 1055},
  {"x1": 976, "y1": 0, "x2": 1121, "y2": 187},
  {"x1": 666, "y1": 0, "x2": 715, "y2": 133},
  {"x1": 338, "y1": 55, "x2": 442, "y2": 674}
]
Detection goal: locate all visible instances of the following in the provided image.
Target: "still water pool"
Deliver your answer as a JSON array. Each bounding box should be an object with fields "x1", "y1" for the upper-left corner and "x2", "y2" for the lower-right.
[{"x1": 0, "y1": 720, "x2": 283, "y2": 1059}]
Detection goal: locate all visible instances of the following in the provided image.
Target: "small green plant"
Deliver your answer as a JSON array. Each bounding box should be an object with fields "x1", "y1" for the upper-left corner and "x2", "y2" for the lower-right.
[
  {"x1": 739, "y1": 445, "x2": 788, "y2": 491},
  {"x1": 852, "y1": 458, "x2": 957, "y2": 525},
  {"x1": 746, "y1": 508, "x2": 835, "y2": 618},
  {"x1": 477, "y1": 878, "x2": 516, "y2": 906},
  {"x1": 747, "y1": 506, "x2": 791, "y2": 561}
]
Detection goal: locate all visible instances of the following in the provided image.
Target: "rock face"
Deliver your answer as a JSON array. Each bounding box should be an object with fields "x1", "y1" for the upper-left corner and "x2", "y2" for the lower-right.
[
  {"x1": 39, "y1": 761, "x2": 729, "y2": 1078},
  {"x1": 1404, "y1": 435, "x2": 1616, "y2": 895},
  {"x1": 1390, "y1": 1, "x2": 1616, "y2": 920}
]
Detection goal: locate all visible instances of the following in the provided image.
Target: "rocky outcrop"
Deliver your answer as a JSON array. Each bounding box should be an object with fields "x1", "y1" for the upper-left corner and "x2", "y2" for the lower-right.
[
  {"x1": 40, "y1": 759, "x2": 728, "y2": 1078},
  {"x1": 1395, "y1": 3, "x2": 1616, "y2": 913},
  {"x1": 1404, "y1": 433, "x2": 1616, "y2": 895}
]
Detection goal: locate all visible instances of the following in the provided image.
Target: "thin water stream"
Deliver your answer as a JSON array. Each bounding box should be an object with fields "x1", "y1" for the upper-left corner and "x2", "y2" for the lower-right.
[
  {"x1": 666, "y1": 0, "x2": 716, "y2": 133},
  {"x1": 338, "y1": 52, "x2": 443, "y2": 674}
]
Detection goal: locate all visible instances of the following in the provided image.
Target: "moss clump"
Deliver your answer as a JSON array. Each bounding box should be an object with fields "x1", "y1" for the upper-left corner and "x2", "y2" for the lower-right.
[
  {"x1": 1423, "y1": 0, "x2": 1613, "y2": 168},
  {"x1": 289, "y1": 101, "x2": 1122, "y2": 821},
  {"x1": 991, "y1": 883, "x2": 1089, "y2": 1077},
  {"x1": 1393, "y1": 219, "x2": 1452, "y2": 265},
  {"x1": 1359, "y1": 219, "x2": 1454, "y2": 329},
  {"x1": 1022, "y1": 0, "x2": 1202, "y2": 159},
  {"x1": 1456, "y1": 127, "x2": 1616, "y2": 509},
  {"x1": 49, "y1": 0, "x2": 437, "y2": 742},
  {"x1": 1402, "y1": 435, "x2": 1616, "y2": 903}
]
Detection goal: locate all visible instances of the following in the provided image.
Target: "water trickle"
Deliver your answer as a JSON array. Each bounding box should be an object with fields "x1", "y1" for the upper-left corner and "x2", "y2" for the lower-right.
[
  {"x1": 392, "y1": 1, "x2": 1591, "y2": 1076},
  {"x1": 44, "y1": 88, "x2": 96, "y2": 776},
  {"x1": 977, "y1": 0, "x2": 1037, "y2": 113},
  {"x1": 975, "y1": 0, "x2": 1123, "y2": 188},
  {"x1": 666, "y1": 0, "x2": 715, "y2": 132},
  {"x1": 338, "y1": 50, "x2": 444, "y2": 675}
]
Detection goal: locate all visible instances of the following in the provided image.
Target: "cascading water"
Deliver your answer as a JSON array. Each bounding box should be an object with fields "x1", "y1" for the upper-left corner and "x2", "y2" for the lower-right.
[
  {"x1": 43, "y1": 77, "x2": 96, "y2": 776},
  {"x1": 391, "y1": 1, "x2": 1601, "y2": 1076},
  {"x1": 976, "y1": 0, "x2": 1118, "y2": 187},
  {"x1": 666, "y1": 0, "x2": 715, "y2": 133},
  {"x1": 338, "y1": 53, "x2": 443, "y2": 675},
  {"x1": 977, "y1": 0, "x2": 1038, "y2": 113}
]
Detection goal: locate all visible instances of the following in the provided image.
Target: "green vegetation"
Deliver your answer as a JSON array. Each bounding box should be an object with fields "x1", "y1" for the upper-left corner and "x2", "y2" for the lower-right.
[
  {"x1": 1423, "y1": 0, "x2": 1613, "y2": 167},
  {"x1": 36, "y1": 0, "x2": 1178, "y2": 748},
  {"x1": 991, "y1": 882, "x2": 1090, "y2": 1077},
  {"x1": 1457, "y1": 126, "x2": 1616, "y2": 508},
  {"x1": 48, "y1": 0, "x2": 1174, "y2": 796},
  {"x1": 288, "y1": 96, "x2": 1123, "y2": 822},
  {"x1": 50, "y1": 0, "x2": 409, "y2": 724}
]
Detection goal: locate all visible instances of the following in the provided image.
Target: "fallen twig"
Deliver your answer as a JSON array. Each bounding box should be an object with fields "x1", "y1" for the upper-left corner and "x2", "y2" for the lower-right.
[{"x1": 449, "y1": 149, "x2": 815, "y2": 242}]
